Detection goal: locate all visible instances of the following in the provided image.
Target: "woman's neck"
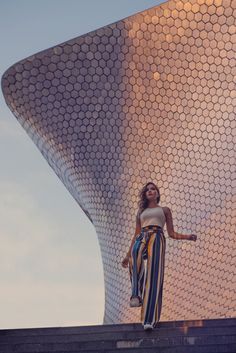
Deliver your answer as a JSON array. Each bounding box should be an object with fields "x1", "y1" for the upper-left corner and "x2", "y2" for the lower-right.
[{"x1": 147, "y1": 201, "x2": 159, "y2": 208}]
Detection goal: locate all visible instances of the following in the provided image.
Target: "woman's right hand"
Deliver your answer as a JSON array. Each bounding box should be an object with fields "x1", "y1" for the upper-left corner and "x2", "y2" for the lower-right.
[{"x1": 121, "y1": 254, "x2": 130, "y2": 268}]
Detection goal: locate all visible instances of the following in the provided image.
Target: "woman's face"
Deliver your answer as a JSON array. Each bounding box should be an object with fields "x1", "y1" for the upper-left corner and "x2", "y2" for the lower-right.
[{"x1": 145, "y1": 184, "x2": 159, "y2": 202}]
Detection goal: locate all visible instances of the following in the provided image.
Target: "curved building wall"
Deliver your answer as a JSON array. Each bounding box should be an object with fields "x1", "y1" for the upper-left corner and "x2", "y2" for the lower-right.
[{"x1": 2, "y1": 0, "x2": 235, "y2": 324}]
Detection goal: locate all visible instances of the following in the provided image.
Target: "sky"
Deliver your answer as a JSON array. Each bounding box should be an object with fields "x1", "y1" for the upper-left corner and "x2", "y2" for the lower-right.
[{"x1": 0, "y1": 0, "x2": 164, "y2": 329}]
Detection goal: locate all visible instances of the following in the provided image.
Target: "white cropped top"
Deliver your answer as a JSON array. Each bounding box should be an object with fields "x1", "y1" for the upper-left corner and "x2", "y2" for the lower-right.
[{"x1": 140, "y1": 207, "x2": 166, "y2": 228}]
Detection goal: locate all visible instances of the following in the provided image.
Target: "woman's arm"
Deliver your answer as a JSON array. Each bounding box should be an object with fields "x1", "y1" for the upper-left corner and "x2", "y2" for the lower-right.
[
  {"x1": 163, "y1": 207, "x2": 197, "y2": 241},
  {"x1": 122, "y1": 210, "x2": 141, "y2": 268},
  {"x1": 126, "y1": 211, "x2": 141, "y2": 256}
]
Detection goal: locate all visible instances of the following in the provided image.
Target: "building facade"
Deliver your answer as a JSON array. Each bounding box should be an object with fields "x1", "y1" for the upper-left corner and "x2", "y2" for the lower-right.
[{"x1": 2, "y1": 0, "x2": 235, "y2": 323}]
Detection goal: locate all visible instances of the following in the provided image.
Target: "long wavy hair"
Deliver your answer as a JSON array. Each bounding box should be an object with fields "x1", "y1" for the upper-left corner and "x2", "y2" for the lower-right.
[{"x1": 137, "y1": 182, "x2": 160, "y2": 215}]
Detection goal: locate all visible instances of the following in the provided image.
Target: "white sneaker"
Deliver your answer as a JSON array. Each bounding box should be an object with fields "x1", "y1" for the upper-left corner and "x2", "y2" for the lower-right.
[
  {"x1": 143, "y1": 323, "x2": 154, "y2": 331},
  {"x1": 130, "y1": 297, "x2": 142, "y2": 307}
]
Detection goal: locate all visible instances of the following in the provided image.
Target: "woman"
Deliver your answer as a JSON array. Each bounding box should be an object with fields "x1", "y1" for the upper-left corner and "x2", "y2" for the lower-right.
[{"x1": 122, "y1": 181, "x2": 197, "y2": 331}]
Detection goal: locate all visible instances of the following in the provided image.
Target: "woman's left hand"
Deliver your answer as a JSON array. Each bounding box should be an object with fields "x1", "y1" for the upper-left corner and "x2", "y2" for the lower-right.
[{"x1": 188, "y1": 234, "x2": 197, "y2": 241}]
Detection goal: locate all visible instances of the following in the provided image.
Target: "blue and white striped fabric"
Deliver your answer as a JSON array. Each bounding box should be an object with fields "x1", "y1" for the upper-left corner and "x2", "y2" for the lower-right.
[{"x1": 129, "y1": 224, "x2": 166, "y2": 326}]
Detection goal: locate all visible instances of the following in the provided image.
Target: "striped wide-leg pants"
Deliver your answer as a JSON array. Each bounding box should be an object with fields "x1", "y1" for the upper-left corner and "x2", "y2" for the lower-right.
[{"x1": 129, "y1": 225, "x2": 166, "y2": 326}]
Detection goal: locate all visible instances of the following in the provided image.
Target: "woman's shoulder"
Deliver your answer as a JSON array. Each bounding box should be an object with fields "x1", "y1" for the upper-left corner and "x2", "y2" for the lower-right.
[
  {"x1": 161, "y1": 207, "x2": 174, "y2": 223},
  {"x1": 136, "y1": 207, "x2": 144, "y2": 218},
  {"x1": 137, "y1": 207, "x2": 142, "y2": 215},
  {"x1": 161, "y1": 206, "x2": 171, "y2": 215}
]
